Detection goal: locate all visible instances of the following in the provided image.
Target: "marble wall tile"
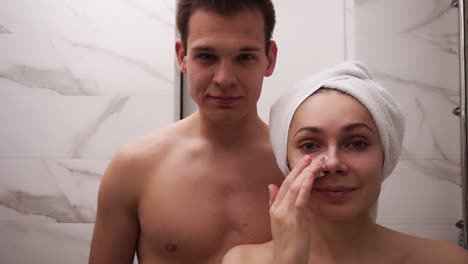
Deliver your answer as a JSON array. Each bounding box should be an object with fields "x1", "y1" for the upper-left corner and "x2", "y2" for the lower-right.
[
  {"x1": 0, "y1": 0, "x2": 174, "y2": 34},
  {"x1": 378, "y1": 160, "x2": 462, "y2": 224},
  {"x1": 373, "y1": 74, "x2": 460, "y2": 160},
  {"x1": 0, "y1": 223, "x2": 136, "y2": 264},
  {"x1": 257, "y1": 0, "x2": 346, "y2": 123},
  {"x1": 0, "y1": 0, "x2": 176, "y2": 262},
  {"x1": 350, "y1": 0, "x2": 460, "y2": 160},
  {"x1": 0, "y1": 32, "x2": 175, "y2": 96},
  {"x1": 348, "y1": 0, "x2": 463, "y2": 242},
  {"x1": 0, "y1": 95, "x2": 174, "y2": 158},
  {"x1": 0, "y1": 159, "x2": 107, "y2": 223}
]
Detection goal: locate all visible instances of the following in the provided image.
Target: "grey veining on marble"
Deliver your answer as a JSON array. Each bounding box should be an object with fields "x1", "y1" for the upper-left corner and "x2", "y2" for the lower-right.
[
  {"x1": 378, "y1": 160, "x2": 462, "y2": 224},
  {"x1": 351, "y1": 0, "x2": 463, "y2": 234},
  {"x1": 122, "y1": 0, "x2": 175, "y2": 28},
  {"x1": 61, "y1": 37, "x2": 173, "y2": 86},
  {"x1": 0, "y1": 63, "x2": 96, "y2": 95},
  {"x1": 0, "y1": 159, "x2": 105, "y2": 222},
  {"x1": 0, "y1": 24, "x2": 11, "y2": 33},
  {"x1": 400, "y1": 5, "x2": 453, "y2": 34},
  {"x1": 408, "y1": 159, "x2": 462, "y2": 186},
  {"x1": 70, "y1": 97, "x2": 129, "y2": 158},
  {"x1": 413, "y1": 33, "x2": 459, "y2": 55},
  {"x1": 373, "y1": 72, "x2": 459, "y2": 104},
  {"x1": 354, "y1": 0, "x2": 377, "y2": 6},
  {"x1": 0, "y1": 190, "x2": 88, "y2": 223}
]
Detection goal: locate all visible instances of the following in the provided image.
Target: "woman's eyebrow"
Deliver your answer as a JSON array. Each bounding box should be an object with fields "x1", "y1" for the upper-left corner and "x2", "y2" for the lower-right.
[
  {"x1": 294, "y1": 122, "x2": 376, "y2": 137},
  {"x1": 343, "y1": 122, "x2": 376, "y2": 134},
  {"x1": 294, "y1": 126, "x2": 323, "y2": 136}
]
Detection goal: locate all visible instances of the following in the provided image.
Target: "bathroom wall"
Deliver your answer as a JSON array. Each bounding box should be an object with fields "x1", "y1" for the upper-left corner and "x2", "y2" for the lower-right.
[
  {"x1": 0, "y1": 0, "x2": 463, "y2": 263},
  {"x1": 0, "y1": 0, "x2": 176, "y2": 263},
  {"x1": 346, "y1": 0, "x2": 462, "y2": 243},
  {"x1": 257, "y1": 0, "x2": 346, "y2": 122}
]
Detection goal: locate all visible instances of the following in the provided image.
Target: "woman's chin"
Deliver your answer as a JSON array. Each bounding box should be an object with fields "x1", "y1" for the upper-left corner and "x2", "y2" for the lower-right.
[{"x1": 313, "y1": 204, "x2": 368, "y2": 221}]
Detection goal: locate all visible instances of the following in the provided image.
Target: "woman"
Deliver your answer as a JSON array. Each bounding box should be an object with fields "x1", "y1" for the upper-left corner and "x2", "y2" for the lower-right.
[{"x1": 222, "y1": 61, "x2": 468, "y2": 263}]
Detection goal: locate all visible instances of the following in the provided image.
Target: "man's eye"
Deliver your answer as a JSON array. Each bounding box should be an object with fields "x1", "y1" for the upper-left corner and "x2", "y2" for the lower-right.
[
  {"x1": 347, "y1": 140, "x2": 369, "y2": 151},
  {"x1": 300, "y1": 143, "x2": 320, "y2": 152},
  {"x1": 196, "y1": 53, "x2": 216, "y2": 61},
  {"x1": 237, "y1": 54, "x2": 256, "y2": 63}
]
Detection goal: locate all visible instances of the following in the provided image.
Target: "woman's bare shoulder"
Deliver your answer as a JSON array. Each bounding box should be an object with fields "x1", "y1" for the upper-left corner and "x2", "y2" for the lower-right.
[
  {"x1": 413, "y1": 237, "x2": 468, "y2": 263},
  {"x1": 384, "y1": 227, "x2": 468, "y2": 263},
  {"x1": 222, "y1": 241, "x2": 273, "y2": 264}
]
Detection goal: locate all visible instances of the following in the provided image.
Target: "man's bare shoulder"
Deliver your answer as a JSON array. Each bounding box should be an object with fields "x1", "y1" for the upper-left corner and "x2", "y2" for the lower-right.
[
  {"x1": 115, "y1": 117, "x2": 193, "y2": 166},
  {"x1": 222, "y1": 241, "x2": 272, "y2": 264},
  {"x1": 99, "y1": 120, "x2": 190, "y2": 201}
]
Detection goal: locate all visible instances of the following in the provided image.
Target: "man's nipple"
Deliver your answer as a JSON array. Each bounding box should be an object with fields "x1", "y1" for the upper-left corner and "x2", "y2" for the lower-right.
[{"x1": 165, "y1": 242, "x2": 178, "y2": 252}]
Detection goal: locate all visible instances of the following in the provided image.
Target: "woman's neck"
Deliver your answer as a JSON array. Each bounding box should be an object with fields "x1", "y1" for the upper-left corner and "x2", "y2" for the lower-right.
[{"x1": 309, "y1": 214, "x2": 383, "y2": 261}]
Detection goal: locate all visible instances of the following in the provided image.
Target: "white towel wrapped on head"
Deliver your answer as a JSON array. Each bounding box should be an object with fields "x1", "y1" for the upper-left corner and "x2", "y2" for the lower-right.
[{"x1": 269, "y1": 60, "x2": 405, "y2": 181}]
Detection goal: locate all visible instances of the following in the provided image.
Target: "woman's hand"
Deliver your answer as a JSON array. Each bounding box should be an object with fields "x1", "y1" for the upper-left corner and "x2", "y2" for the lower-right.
[{"x1": 268, "y1": 154, "x2": 326, "y2": 264}]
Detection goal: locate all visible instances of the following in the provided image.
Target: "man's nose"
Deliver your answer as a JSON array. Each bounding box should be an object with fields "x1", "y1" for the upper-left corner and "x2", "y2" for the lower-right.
[{"x1": 213, "y1": 61, "x2": 238, "y2": 88}]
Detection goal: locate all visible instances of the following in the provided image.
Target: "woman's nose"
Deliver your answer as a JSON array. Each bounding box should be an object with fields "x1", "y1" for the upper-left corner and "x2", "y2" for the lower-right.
[{"x1": 321, "y1": 148, "x2": 348, "y2": 176}]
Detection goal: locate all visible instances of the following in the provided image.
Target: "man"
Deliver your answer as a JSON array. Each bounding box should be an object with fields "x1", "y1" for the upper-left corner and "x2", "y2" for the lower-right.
[{"x1": 88, "y1": 1, "x2": 283, "y2": 263}]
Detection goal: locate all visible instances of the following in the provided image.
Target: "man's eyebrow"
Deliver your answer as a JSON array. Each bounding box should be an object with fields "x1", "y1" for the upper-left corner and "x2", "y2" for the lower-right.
[
  {"x1": 192, "y1": 46, "x2": 216, "y2": 52},
  {"x1": 239, "y1": 46, "x2": 261, "y2": 52},
  {"x1": 191, "y1": 45, "x2": 261, "y2": 52}
]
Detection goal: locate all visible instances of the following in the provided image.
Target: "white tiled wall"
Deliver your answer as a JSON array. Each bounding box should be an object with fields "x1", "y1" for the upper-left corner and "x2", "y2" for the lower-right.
[
  {"x1": 346, "y1": 0, "x2": 463, "y2": 243},
  {"x1": 0, "y1": 0, "x2": 464, "y2": 263},
  {"x1": 0, "y1": 0, "x2": 176, "y2": 263},
  {"x1": 258, "y1": 0, "x2": 346, "y2": 122}
]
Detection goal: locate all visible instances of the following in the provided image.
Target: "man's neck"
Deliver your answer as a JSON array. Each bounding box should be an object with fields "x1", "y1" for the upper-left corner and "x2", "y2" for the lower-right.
[{"x1": 192, "y1": 110, "x2": 268, "y2": 148}]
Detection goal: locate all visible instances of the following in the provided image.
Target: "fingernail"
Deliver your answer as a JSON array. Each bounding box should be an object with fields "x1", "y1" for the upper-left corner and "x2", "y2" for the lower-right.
[
  {"x1": 320, "y1": 155, "x2": 328, "y2": 169},
  {"x1": 320, "y1": 155, "x2": 328, "y2": 163},
  {"x1": 316, "y1": 170, "x2": 326, "y2": 178}
]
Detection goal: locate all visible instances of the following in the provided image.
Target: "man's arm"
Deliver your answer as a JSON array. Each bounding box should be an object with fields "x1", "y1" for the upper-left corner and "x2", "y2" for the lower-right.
[{"x1": 88, "y1": 149, "x2": 141, "y2": 264}]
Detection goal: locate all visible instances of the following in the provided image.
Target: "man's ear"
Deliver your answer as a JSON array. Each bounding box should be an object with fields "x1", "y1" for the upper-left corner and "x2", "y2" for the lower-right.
[
  {"x1": 175, "y1": 39, "x2": 187, "y2": 74},
  {"x1": 264, "y1": 40, "x2": 278, "y2": 77}
]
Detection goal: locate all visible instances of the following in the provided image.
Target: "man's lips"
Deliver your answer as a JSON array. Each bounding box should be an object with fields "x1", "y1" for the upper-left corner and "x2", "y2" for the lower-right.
[
  {"x1": 208, "y1": 95, "x2": 242, "y2": 100},
  {"x1": 207, "y1": 95, "x2": 242, "y2": 105}
]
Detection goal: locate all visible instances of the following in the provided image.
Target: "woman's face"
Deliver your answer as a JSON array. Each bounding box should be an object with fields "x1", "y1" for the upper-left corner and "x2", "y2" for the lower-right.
[{"x1": 287, "y1": 89, "x2": 384, "y2": 220}]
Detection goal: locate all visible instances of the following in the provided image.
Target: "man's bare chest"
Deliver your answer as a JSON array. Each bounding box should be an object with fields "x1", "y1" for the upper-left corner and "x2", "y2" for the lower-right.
[{"x1": 136, "y1": 163, "x2": 275, "y2": 261}]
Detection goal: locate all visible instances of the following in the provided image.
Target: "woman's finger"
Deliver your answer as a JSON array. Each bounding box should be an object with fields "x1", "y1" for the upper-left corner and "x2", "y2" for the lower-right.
[
  {"x1": 281, "y1": 155, "x2": 326, "y2": 210},
  {"x1": 295, "y1": 161, "x2": 322, "y2": 211},
  {"x1": 273, "y1": 155, "x2": 311, "y2": 205},
  {"x1": 268, "y1": 184, "x2": 279, "y2": 207}
]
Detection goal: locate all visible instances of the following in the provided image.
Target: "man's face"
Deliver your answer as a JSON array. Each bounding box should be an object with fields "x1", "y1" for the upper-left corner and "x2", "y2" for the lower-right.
[{"x1": 176, "y1": 9, "x2": 277, "y2": 123}]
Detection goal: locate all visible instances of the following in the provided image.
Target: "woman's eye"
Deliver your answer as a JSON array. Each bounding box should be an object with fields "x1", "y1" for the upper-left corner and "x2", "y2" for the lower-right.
[
  {"x1": 347, "y1": 140, "x2": 369, "y2": 151},
  {"x1": 300, "y1": 143, "x2": 320, "y2": 152}
]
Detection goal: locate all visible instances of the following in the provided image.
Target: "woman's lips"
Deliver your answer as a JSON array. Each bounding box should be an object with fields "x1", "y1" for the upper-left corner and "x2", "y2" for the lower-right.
[
  {"x1": 313, "y1": 186, "x2": 358, "y2": 200},
  {"x1": 314, "y1": 186, "x2": 357, "y2": 192}
]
